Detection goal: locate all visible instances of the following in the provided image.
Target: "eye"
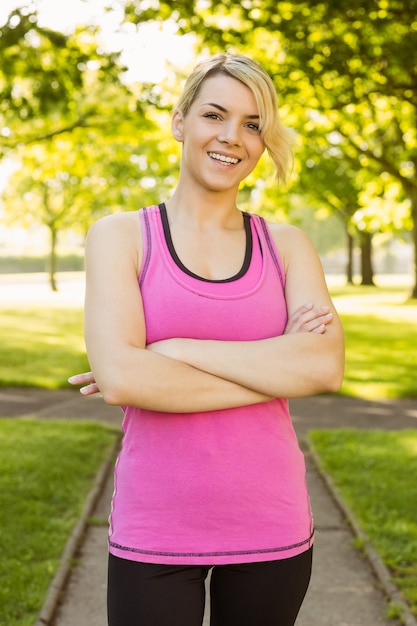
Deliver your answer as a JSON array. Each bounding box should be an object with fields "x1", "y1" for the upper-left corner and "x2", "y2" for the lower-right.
[
  {"x1": 203, "y1": 112, "x2": 222, "y2": 120},
  {"x1": 246, "y1": 122, "x2": 261, "y2": 132}
]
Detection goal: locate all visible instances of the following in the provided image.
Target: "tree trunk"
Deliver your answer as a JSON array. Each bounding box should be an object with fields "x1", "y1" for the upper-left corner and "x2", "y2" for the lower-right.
[
  {"x1": 346, "y1": 229, "x2": 354, "y2": 284},
  {"x1": 360, "y1": 231, "x2": 375, "y2": 286},
  {"x1": 49, "y1": 226, "x2": 58, "y2": 292}
]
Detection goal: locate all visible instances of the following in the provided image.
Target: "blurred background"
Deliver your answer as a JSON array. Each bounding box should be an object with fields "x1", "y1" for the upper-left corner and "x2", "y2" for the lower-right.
[{"x1": 0, "y1": 0, "x2": 415, "y2": 294}]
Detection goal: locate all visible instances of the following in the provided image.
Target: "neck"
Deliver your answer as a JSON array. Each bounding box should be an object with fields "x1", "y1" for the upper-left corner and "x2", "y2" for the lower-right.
[{"x1": 166, "y1": 182, "x2": 242, "y2": 230}]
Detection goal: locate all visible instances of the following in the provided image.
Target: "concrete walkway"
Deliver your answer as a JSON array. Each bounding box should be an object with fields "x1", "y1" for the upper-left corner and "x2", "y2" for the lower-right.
[{"x1": 1, "y1": 388, "x2": 416, "y2": 626}]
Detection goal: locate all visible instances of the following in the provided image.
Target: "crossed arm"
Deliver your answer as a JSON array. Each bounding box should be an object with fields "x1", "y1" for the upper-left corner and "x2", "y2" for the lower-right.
[
  {"x1": 70, "y1": 214, "x2": 344, "y2": 411},
  {"x1": 70, "y1": 301, "x2": 334, "y2": 399}
]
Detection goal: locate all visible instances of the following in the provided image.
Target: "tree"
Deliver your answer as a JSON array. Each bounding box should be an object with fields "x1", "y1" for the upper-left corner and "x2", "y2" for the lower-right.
[
  {"x1": 0, "y1": 6, "x2": 181, "y2": 289},
  {"x1": 0, "y1": 7, "x2": 134, "y2": 154},
  {"x1": 2, "y1": 106, "x2": 179, "y2": 289},
  {"x1": 295, "y1": 146, "x2": 363, "y2": 284},
  {"x1": 4, "y1": 2, "x2": 416, "y2": 294},
  {"x1": 292, "y1": 111, "x2": 412, "y2": 285},
  {"x1": 124, "y1": 0, "x2": 417, "y2": 296},
  {"x1": 266, "y1": 0, "x2": 417, "y2": 295},
  {"x1": 3, "y1": 135, "x2": 119, "y2": 291}
]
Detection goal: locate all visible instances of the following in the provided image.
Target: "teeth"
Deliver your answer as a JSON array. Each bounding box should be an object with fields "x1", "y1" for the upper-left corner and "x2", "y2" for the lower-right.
[{"x1": 209, "y1": 152, "x2": 239, "y2": 164}]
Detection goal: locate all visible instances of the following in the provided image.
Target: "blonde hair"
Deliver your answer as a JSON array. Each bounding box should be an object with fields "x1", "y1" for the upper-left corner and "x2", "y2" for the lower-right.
[{"x1": 176, "y1": 53, "x2": 295, "y2": 184}]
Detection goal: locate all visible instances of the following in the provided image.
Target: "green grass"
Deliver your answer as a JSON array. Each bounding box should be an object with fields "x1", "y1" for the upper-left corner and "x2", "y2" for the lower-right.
[
  {"x1": 0, "y1": 307, "x2": 89, "y2": 388},
  {"x1": 0, "y1": 418, "x2": 118, "y2": 626},
  {"x1": 339, "y1": 311, "x2": 417, "y2": 398},
  {"x1": 330, "y1": 280, "x2": 417, "y2": 399},
  {"x1": 310, "y1": 429, "x2": 417, "y2": 619}
]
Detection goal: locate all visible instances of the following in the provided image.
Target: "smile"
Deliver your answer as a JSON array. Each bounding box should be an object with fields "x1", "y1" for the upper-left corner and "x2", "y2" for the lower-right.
[{"x1": 208, "y1": 152, "x2": 240, "y2": 165}]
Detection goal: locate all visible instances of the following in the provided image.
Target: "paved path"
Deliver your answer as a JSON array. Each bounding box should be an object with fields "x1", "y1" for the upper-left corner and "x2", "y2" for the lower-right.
[{"x1": 1, "y1": 388, "x2": 416, "y2": 626}]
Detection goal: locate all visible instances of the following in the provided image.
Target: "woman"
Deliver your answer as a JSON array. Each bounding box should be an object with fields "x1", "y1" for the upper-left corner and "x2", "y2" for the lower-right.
[{"x1": 70, "y1": 53, "x2": 344, "y2": 626}]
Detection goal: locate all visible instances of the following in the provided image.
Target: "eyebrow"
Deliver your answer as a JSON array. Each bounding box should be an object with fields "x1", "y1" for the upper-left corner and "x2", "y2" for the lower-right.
[{"x1": 202, "y1": 102, "x2": 260, "y2": 119}]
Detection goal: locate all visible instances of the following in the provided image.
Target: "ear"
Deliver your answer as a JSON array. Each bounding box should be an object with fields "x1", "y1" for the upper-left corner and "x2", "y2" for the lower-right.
[{"x1": 172, "y1": 108, "x2": 184, "y2": 142}]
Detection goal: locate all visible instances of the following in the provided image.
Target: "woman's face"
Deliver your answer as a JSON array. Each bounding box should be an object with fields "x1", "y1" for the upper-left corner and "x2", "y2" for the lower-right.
[{"x1": 172, "y1": 73, "x2": 265, "y2": 194}]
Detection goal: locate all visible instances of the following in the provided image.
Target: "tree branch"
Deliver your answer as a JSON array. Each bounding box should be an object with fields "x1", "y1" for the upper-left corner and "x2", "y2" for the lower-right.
[{"x1": 2, "y1": 117, "x2": 91, "y2": 149}]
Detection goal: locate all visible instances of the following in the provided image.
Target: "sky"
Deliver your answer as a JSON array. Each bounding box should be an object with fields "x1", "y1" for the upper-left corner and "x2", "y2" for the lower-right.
[{"x1": 0, "y1": 0, "x2": 196, "y2": 82}]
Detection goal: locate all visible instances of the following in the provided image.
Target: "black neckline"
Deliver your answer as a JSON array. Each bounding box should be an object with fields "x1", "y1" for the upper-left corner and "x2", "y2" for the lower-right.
[{"x1": 159, "y1": 203, "x2": 253, "y2": 283}]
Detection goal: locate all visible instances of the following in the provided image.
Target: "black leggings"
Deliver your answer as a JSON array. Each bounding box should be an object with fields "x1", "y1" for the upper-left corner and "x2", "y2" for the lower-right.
[{"x1": 107, "y1": 548, "x2": 312, "y2": 626}]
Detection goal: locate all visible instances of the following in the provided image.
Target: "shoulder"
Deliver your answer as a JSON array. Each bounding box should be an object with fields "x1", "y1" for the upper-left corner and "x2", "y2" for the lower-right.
[
  {"x1": 86, "y1": 211, "x2": 144, "y2": 270},
  {"x1": 86, "y1": 211, "x2": 143, "y2": 249},
  {"x1": 264, "y1": 220, "x2": 309, "y2": 242},
  {"x1": 263, "y1": 221, "x2": 318, "y2": 271},
  {"x1": 87, "y1": 211, "x2": 142, "y2": 238}
]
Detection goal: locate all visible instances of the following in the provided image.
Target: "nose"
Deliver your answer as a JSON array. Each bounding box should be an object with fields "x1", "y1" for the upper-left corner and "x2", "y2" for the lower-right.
[{"x1": 218, "y1": 121, "x2": 242, "y2": 146}]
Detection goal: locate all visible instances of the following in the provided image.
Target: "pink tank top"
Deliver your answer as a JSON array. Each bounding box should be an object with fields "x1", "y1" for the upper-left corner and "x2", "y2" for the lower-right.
[{"x1": 109, "y1": 204, "x2": 314, "y2": 565}]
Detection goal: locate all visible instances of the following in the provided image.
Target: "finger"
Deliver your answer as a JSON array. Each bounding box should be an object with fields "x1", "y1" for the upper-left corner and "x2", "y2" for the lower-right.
[
  {"x1": 68, "y1": 372, "x2": 95, "y2": 385},
  {"x1": 79, "y1": 383, "x2": 100, "y2": 396},
  {"x1": 317, "y1": 312, "x2": 333, "y2": 325},
  {"x1": 312, "y1": 324, "x2": 326, "y2": 334},
  {"x1": 302, "y1": 312, "x2": 333, "y2": 333},
  {"x1": 284, "y1": 305, "x2": 332, "y2": 334},
  {"x1": 304, "y1": 305, "x2": 330, "y2": 322},
  {"x1": 308, "y1": 312, "x2": 333, "y2": 327},
  {"x1": 296, "y1": 305, "x2": 329, "y2": 325}
]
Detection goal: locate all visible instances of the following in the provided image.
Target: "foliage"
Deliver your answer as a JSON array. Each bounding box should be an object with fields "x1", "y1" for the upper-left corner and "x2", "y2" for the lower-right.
[
  {"x1": 310, "y1": 429, "x2": 417, "y2": 619},
  {"x1": 1, "y1": 1, "x2": 416, "y2": 293},
  {"x1": 124, "y1": 0, "x2": 417, "y2": 293},
  {"x1": 0, "y1": 418, "x2": 117, "y2": 626},
  {"x1": 0, "y1": 8, "x2": 180, "y2": 289},
  {"x1": 1, "y1": 117, "x2": 174, "y2": 289},
  {"x1": 0, "y1": 8, "x2": 130, "y2": 152},
  {"x1": 286, "y1": 199, "x2": 345, "y2": 256}
]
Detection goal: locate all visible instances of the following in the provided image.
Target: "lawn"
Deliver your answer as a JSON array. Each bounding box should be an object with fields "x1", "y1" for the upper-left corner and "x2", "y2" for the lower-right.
[
  {"x1": 0, "y1": 306, "x2": 89, "y2": 388},
  {"x1": 339, "y1": 311, "x2": 417, "y2": 398},
  {"x1": 310, "y1": 429, "x2": 417, "y2": 620},
  {"x1": 0, "y1": 418, "x2": 118, "y2": 626},
  {"x1": 331, "y1": 279, "x2": 417, "y2": 398}
]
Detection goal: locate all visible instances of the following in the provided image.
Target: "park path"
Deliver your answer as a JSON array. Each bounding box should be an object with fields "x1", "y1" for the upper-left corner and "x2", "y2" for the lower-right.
[{"x1": 2, "y1": 388, "x2": 416, "y2": 625}]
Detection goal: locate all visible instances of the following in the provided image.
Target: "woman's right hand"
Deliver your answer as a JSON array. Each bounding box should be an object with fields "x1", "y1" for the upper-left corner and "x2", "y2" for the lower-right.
[
  {"x1": 284, "y1": 303, "x2": 333, "y2": 335},
  {"x1": 68, "y1": 372, "x2": 100, "y2": 396}
]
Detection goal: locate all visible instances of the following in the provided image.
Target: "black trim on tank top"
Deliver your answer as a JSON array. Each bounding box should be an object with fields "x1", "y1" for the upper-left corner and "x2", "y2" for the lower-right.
[{"x1": 159, "y1": 202, "x2": 253, "y2": 283}]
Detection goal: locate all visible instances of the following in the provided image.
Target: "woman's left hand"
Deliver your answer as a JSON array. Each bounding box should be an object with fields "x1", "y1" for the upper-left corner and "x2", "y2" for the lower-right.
[{"x1": 284, "y1": 303, "x2": 333, "y2": 335}]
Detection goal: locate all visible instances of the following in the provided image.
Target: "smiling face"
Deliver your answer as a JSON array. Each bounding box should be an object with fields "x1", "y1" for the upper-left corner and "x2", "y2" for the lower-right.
[{"x1": 172, "y1": 73, "x2": 265, "y2": 195}]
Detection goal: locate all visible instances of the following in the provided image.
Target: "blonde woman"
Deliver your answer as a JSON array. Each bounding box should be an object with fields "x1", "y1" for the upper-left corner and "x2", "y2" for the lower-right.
[{"x1": 70, "y1": 54, "x2": 344, "y2": 626}]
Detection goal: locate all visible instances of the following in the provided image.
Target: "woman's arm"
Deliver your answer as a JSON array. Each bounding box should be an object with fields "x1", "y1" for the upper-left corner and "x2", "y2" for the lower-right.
[
  {"x1": 148, "y1": 225, "x2": 344, "y2": 399},
  {"x1": 70, "y1": 301, "x2": 331, "y2": 396},
  {"x1": 83, "y1": 213, "x2": 271, "y2": 412}
]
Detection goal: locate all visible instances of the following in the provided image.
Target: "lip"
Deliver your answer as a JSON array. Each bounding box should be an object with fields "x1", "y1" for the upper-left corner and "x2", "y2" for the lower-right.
[{"x1": 208, "y1": 151, "x2": 242, "y2": 165}]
